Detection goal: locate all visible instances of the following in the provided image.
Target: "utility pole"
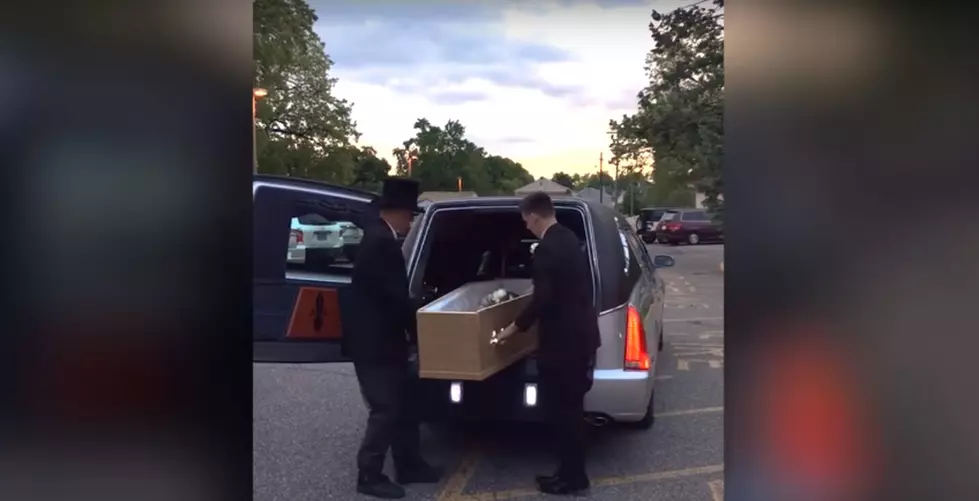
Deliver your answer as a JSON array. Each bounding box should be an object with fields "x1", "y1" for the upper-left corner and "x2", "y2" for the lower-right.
[
  {"x1": 606, "y1": 129, "x2": 618, "y2": 209},
  {"x1": 598, "y1": 152, "x2": 604, "y2": 204}
]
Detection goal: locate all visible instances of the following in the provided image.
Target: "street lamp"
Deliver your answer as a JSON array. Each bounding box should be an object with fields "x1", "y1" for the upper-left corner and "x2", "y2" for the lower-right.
[
  {"x1": 403, "y1": 148, "x2": 418, "y2": 177},
  {"x1": 253, "y1": 88, "x2": 268, "y2": 174}
]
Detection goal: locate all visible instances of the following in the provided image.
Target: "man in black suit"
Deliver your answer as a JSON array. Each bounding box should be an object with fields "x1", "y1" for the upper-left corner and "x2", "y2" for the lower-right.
[
  {"x1": 498, "y1": 191, "x2": 601, "y2": 495},
  {"x1": 345, "y1": 178, "x2": 440, "y2": 499}
]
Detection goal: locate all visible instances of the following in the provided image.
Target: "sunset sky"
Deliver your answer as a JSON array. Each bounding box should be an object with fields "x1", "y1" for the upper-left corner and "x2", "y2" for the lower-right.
[{"x1": 311, "y1": 0, "x2": 688, "y2": 179}]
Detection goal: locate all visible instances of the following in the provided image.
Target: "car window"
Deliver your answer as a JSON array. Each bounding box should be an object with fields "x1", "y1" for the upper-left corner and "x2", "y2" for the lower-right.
[
  {"x1": 661, "y1": 211, "x2": 677, "y2": 221},
  {"x1": 625, "y1": 230, "x2": 653, "y2": 273},
  {"x1": 681, "y1": 210, "x2": 708, "y2": 221},
  {"x1": 617, "y1": 228, "x2": 644, "y2": 304},
  {"x1": 286, "y1": 202, "x2": 367, "y2": 282}
]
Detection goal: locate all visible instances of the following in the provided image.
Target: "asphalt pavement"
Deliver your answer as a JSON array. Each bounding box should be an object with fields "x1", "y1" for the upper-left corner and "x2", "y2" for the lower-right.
[{"x1": 254, "y1": 242, "x2": 725, "y2": 501}]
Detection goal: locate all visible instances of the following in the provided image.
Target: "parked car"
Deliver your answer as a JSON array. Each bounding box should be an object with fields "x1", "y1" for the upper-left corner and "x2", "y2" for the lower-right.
[
  {"x1": 288, "y1": 214, "x2": 346, "y2": 266},
  {"x1": 655, "y1": 208, "x2": 723, "y2": 245},
  {"x1": 333, "y1": 221, "x2": 363, "y2": 262},
  {"x1": 254, "y1": 175, "x2": 676, "y2": 430},
  {"x1": 635, "y1": 207, "x2": 677, "y2": 243}
]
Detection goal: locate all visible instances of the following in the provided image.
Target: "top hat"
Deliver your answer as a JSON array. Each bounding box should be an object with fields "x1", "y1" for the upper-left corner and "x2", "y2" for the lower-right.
[{"x1": 377, "y1": 177, "x2": 421, "y2": 213}]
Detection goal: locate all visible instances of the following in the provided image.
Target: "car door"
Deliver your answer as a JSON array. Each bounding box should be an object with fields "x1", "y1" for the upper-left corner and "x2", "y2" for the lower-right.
[
  {"x1": 622, "y1": 229, "x2": 660, "y2": 347},
  {"x1": 633, "y1": 232, "x2": 667, "y2": 324},
  {"x1": 253, "y1": 181, "x2": 385, "y2": 363}
]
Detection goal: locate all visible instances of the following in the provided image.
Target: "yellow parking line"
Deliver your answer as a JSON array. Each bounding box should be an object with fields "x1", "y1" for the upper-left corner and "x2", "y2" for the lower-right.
[
  {"x1": 708, "y1": 479, "x2": 725, "y2": 501},
  {"x1": 436, "y1": 448, "x2": 482, "y2": 501},
  {"x1": 439, "y1": 408, "x2": 723, "y2": 500},
  {"x1": 459, "y1": 464, "x2": 725, "y2": 501}
]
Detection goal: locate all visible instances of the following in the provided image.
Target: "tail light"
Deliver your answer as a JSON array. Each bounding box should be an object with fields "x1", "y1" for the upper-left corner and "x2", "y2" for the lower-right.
[
  {"x1": 290, "y1": 229, "x2": 304, "y2": 244},
  {"x1": 664, "y1": 222, "x2": 682, "y2": 232},
  {"x1": 624, "y1": 305, "x2": 651, "y2": 370}
]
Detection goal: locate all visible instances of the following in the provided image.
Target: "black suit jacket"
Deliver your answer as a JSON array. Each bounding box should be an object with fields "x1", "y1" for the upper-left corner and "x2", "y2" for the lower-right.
[
  {"x1": 344, "y1": 218, "x2": 417, "y2": 364},
  {"x1": 514, "y1": 224, "x2": 601, "y2": 369}
]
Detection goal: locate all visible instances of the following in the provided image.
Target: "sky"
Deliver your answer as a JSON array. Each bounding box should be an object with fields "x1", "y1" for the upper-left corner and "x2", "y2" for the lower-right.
[{"x1": 310, "y1": 0, "x2": 690, "y2": 180}]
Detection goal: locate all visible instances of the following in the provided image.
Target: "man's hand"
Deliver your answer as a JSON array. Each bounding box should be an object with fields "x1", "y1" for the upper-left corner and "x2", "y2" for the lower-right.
[{"x1": 498, "y1": 322, "x2": 518, "y2": 342}]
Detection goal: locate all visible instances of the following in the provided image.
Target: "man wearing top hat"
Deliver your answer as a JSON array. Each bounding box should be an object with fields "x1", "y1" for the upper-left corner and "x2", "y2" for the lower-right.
[{"x1": 345, "y1": 177, "x2": 440, "y2": 499}]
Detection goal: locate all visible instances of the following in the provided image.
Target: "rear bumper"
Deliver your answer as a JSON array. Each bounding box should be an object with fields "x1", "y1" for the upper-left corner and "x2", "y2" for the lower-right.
[
  {"x1": 306, "y1": 246, "x2": 344, "y2": 258},
  {"x1": 415, "y1": 361, "x2": 652, "y2": 424},
  {"x1": 656, "y1": 231, "x2": 682, "y2": 243},
  {"x1": 586, "y1": 369, "x2": 654, "y2": 422}
]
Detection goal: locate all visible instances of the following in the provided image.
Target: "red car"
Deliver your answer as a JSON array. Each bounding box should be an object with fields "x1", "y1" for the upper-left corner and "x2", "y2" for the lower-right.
[{"x1": 655, "y1": 209, "x2": 723, "y2": 245}]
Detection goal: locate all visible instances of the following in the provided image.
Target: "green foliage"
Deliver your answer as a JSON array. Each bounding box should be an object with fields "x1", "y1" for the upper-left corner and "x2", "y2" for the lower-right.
[
  {"x1": 392, "y1": 118, "x2": 533, "y2": 195},
  {"x1": 575, "y1": 172, "x2": 615, "y2": 191},
  {"x1": 610, "y1": 0, "x2": 723, "y2": 218},
  {"x1": 551, "y1": 172, "x2": 575, "y2": 189},
  {"x1": 254, "y1": 0, "x2": 362, "y2": 181}
]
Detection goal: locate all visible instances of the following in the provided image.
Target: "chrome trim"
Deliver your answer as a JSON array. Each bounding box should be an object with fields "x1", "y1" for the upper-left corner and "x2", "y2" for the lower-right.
[
  {"x1": 592, "y1": 368, "x2": 650, "y2": 380},
  {"x1": 599, "y1": 303, "x2": 627, "y2": 316},
  {"x1": 407, "y1": 204, "x2": 600, "y2": 308},
  {"x1": 252, "y1": 181, "x2": 374, "y2": 203}
]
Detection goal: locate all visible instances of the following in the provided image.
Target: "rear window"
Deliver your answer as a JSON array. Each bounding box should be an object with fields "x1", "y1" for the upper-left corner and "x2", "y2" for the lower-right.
[
  {"x1": 640, "y1": 209, "x2": 666, "y2": 218},
  {"x1": 681, "y1": 210, "x2": 709, "y2": 221},
  {"x1": 661, "y1": 211, "x2": 678, "y2": 221}
]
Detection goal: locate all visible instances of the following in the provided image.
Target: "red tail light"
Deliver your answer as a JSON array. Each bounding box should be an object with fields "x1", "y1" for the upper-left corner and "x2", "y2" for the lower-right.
[
  {"x1": 664, "y1": 222, "x2": 682, "y2": 231},
  {"x1": 624, "y1": 305, "x2": 651, "y2": 370},
  {"x1": 291, "y1": 229, "x2": 304, "y2": 244}
]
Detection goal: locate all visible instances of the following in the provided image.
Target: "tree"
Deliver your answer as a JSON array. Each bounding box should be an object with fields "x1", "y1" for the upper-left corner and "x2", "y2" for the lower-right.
[
  {"x1": 576, "y1": 172, "x2": 614, "y2": 191},
  {"x1": 349, "y1": 146, "x2": 391, "y2": 191},
  {"x1": 393, "y1": 118, "x2": 532, "y2": 195},
  {"x1": 551, "y1": 172, "x2": 575, "y2": 189},
  {"x1": 254, "y1": 0, "x2": 360, "y2": 181},
  {"x1": 616, "y1": 0, "x2": 723, "y2": 217}
]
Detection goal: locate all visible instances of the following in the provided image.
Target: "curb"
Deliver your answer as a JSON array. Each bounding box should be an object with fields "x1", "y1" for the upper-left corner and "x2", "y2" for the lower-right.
[{"x1": 719, "y1": 262, "x2": 724, "y2": 273}]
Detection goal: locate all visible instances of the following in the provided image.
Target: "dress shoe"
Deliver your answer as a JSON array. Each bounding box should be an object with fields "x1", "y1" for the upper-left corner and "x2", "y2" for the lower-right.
[
  {"x1": 535, "y1": 473, "x2": 560, "y2": 486},
  {"x1": 537, "y1": 476, "x2": 590, "y2": 496},
  {"x1": 395, "y1": 461, "x2": 442, "y2": 485},
  {"x1": 357, "y1": 473, "x2": 405, "y2": 499}
]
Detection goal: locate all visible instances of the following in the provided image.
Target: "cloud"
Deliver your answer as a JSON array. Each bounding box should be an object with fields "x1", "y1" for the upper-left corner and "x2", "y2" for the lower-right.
[
  {"x1": 309, "y1": 0, "x2": 672, "y2": 178},
  {"x1": 426, "y1": 89, "x2": 491, "y2": 105},
  {"x1": 312, "y1": 2, "x2": 589, "y2": 103},
  {"x1": 320, "y1": 23, "x2": 574, "y2": 70},
  {"x1": 497, "y1": 136, "x2": 538, "y2": 144}
]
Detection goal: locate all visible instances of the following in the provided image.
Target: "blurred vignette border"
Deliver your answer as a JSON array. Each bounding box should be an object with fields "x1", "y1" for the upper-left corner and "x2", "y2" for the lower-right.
[
  {"x1": 0, "y1": 2, "x2": 252, "y2": 501},
  {"x1": 727, "y1": 1, "x2": 979, "y2": 501}
]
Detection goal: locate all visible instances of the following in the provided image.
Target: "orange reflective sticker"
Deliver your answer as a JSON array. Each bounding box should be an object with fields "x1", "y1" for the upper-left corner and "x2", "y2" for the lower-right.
[{"x1": 286, "y1": 287, "x2": 343, "y2": 339}]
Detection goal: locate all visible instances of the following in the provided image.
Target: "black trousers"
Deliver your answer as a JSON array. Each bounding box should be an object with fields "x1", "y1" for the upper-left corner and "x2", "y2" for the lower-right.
[
  {"x1": 354, "y1": 361, "x2": 422, "y2": 477},
  {"x1": 539, "y1": 355, "x2": 595, "y2": 481}
]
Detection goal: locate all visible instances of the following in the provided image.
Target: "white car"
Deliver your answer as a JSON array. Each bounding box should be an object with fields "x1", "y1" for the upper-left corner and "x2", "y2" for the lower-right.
[
  {"x1": 330, "y1": 222, "x2": 363, "y2": 262},
  {"x1": 287, "y1": 215, "x2": 344, "y2": 266}
]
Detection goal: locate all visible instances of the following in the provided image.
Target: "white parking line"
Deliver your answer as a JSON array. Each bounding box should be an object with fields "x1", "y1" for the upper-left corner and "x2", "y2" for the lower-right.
[{"x1": 663, "y1": 317, "x2": 724, "y2": 323}]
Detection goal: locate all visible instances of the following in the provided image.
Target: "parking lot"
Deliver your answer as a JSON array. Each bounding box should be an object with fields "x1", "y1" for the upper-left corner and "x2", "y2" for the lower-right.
[{"x1": 254, "y1": 243, "x2": 724, "y2": 501}]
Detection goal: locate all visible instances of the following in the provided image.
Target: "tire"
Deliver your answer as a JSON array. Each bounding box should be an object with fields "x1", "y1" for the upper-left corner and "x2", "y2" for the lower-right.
[
  {"x1": 343, "y1": 246, "x2": 359, "y2": 263},
  {"x1": 626, "y1": 389, "x2": 655, "y2": 430},
  {"x1": 658, "y1": 324, "x2": 664, "y2": 352},
  {"x1": 687, "y1": 233, "x2": 700, "y2": 245}
]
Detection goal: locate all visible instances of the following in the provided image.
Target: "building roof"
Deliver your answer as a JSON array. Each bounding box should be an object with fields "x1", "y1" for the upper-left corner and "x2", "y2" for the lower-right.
[
  {"x1": 514, "y1": 178, "x2": 574, "y2": 195},
  {"x1": 418, "y1": 191, "x2": 478, "y2": 203}
]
